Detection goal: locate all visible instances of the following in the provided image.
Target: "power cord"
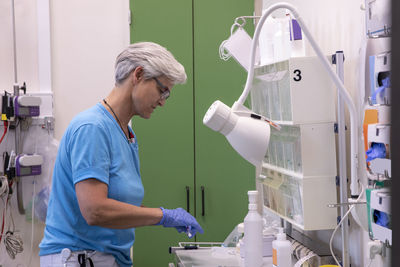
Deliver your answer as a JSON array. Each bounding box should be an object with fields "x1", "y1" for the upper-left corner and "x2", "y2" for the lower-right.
[
  {"x1": 329, "y1": 186, "x2": 365, "y2": 266},
  {"x1": 0, "y1": 177, "x2": 10, "y2": 247},
  {"x1": 3, "y1": 192, "x2": 24, "y2": 259},
  {"x1": 4, "y1": 231, "x2": 23, "y2": 259},
  {"x1": 0, "y1": 176, "x2": 8, "y2": 197},
  {"x1": 219, "y1": 40, "x2": 231, "y2": 61},
  {"x1": 0, "y1": 121, "x2": 9, "y2": 145}
]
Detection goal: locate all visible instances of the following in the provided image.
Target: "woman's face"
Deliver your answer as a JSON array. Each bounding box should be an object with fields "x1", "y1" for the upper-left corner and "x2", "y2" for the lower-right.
[{"x1": 131, "y1": 75, "x2": 173, "y2": 119}]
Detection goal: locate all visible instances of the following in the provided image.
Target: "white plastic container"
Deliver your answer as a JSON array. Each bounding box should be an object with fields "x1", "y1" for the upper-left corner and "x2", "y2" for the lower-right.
[
  {"x1": 240, "y1": 230, "x2": 275, "y2": 258},
  {"x1": 244, "y1": 191, "x2": 263, "y2": 267},
  {"x1": 289, "y1": 19, "x2": 305, "y2": 58},
  {"x1": 272, "y1": 17, "x2": 291, "y2": 62},
  {"x1": 272, "y1": 228, "x2": 291, "y2": 267}
]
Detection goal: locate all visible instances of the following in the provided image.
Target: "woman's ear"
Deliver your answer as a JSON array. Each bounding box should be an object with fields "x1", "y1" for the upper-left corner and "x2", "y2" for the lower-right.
[{"x1": 133, "y1": 66, "x2": 144, "y2": 81}]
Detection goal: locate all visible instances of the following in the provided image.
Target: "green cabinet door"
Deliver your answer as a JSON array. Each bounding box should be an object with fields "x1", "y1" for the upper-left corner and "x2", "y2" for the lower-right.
[
  {"x1": 130, "y1": 0, "x2": 255, "y2": 265},
  {"x1": 193, "y1": 0, "x2": 255, "y2": 242},
  {"x1": 130, "y1": 0, "x2": 194, "y2": 266}
]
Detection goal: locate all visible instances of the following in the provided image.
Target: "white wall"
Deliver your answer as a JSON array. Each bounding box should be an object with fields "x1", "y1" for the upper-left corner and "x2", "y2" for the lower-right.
[
  {"x1": 0, "y1": 1, "x2": 129, "y2": 266},
  {"x1": 51, "y1": 1, "x2": 130, "y2": 139},
  {"x1": 0, "y1": 0, "x2": 40, "y2": 91}
]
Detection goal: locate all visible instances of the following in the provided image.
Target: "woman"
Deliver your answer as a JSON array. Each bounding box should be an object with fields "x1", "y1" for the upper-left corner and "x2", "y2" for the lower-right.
[{"x1": 39, "y1": 42, "x2": 203, "y2": 267}]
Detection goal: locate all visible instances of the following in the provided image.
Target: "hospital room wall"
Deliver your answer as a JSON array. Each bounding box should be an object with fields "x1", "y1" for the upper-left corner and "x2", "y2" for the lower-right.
[
  {"x1": 0, "y1": 0, "x2": 130, "y2": 138},
  {"x1": 0, "y1": 1, "x2": 130, "y2": 266},
  {"x1": 256, "y1": 0, "x2": 389, "y2": 266}
]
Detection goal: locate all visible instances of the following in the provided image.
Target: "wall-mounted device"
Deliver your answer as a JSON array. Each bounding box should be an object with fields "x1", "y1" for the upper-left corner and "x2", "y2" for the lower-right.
[
  {"x1": 14, "y1": 95, "x2": 42, "y2": 117},
  {"x1": 365, "y1": 0, "x2": 391, "y2": 37},
  {"x1": 366, "y1": 123, "x2": 390, "y2": 179},
  {"x1": 367, "y1": 188, "x2": 391, "y2": 245},
  {"x1": 369, "y1": 52, "x2": 391, "y2": 105},
  {"x1": 15, "y1": 154, "x2": 43, "y2": 176}
]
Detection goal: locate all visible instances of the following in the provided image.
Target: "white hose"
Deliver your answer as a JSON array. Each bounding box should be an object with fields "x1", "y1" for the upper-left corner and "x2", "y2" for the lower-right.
[{"x1": 294, "y1": 253, "x2": 317, "y2": 267}]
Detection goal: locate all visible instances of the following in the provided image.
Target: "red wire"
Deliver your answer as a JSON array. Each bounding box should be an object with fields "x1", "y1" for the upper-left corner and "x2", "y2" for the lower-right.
[{"x1": 0, "y1": 121, "x2": 8, "y2": 144}]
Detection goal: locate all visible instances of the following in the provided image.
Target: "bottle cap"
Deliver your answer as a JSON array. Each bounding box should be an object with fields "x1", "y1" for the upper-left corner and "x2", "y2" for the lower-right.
[
  {"x1": 248, "y1": 190, "x2": 258, "y2": 204},
  {"x1": 276, "y1": 227, "x2": 287, "y2": 241},
  {"x1": 237, "y1": 223, "x2": 244, "y2": 234}
]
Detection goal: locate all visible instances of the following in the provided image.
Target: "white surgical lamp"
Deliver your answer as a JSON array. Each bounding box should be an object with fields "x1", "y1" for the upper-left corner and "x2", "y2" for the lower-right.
[
  {"x1": 203, "y1": 2, "x2": 360, "y2": 196},
  {"x1": 203, "y1": 100, "x2": 272, "y2": 167}
]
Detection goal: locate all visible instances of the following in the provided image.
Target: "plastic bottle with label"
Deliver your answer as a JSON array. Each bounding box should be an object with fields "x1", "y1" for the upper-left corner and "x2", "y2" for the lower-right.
[
  {"x1": 272, "y1": 228, "x2": 291, "y2": 267},
  {"x1": 289, "y1": 19, "x2": 305, "y2": 57},
  {"x1": 244, "y1": 191, "x2": 263, "y2": 267}
]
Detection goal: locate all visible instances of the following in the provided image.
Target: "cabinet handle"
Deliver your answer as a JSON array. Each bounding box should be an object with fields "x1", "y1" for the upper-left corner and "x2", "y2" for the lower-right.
[
  {"x1": 186, "y1": 186, "x2": 190, "y2": 212},
  {"x1": 201, "y1": 186, "x2": 205, "y2": 216}
]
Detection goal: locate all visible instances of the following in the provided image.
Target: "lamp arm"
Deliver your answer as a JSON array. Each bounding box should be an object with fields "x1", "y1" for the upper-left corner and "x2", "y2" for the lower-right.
[{"x1": 233, "y1": 2, "x2": 360, "y2": 196}]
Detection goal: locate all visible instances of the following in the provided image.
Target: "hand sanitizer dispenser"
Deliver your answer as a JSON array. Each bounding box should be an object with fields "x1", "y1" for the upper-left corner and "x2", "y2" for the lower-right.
[{"x1": 244, "y1": 191, "x2": 263, "y2": 267}]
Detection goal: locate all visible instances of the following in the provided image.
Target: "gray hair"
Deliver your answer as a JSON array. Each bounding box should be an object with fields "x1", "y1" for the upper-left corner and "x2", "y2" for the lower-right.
[{"x1": 114, "y1": 42, "x2": 187, "y2": 86}]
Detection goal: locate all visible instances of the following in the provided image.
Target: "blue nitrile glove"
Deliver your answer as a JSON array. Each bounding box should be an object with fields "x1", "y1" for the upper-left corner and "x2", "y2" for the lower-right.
[
  {"x1": 156, "y1": 207, "x2": 204, "y2": 238},
  {"x1": 366, "y1": 142, "x2": 386, "y2": 162},
  {"x1": 371, "y1": 76, "x2": 390, "y2": 103},
  {"x1": 374, "y1": 209, "x2": 390, "y2": 228}
]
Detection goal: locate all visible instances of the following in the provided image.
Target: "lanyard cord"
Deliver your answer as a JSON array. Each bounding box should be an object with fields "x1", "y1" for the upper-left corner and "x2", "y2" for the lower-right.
[{"x1": 103, "y1": 99, "x2": 129, "y2": 139}]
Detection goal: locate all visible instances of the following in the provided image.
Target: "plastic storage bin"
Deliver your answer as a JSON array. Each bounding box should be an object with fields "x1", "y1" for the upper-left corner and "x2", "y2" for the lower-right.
[
  {"x1": 251, "y1": 56, "x2": 338, "y2": 231},
  {"x1": 250, "y1": 56, "x2": 336, "y2": 124},
  {"x1": 260, "y1": 123, "x2": 337, "y2": 230}
]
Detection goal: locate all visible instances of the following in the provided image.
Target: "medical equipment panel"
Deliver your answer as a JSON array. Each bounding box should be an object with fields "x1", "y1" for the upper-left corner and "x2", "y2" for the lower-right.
[
  {"x1": 365, "y1": 0, "x2": 391, "y2": 37},
  {"x1": 361, "y1": 0, "x2": 392, "y2": 263},
  {"x1": 15, "y1": 154, "x2": 43, "y2": 176},
  {"x1": 363, "y1": 53, "x2": 391, "y2": 180},
  {"x1": 14, "y1": 95, "x2": 42, "y2": 117},
  {"x1": 250, "y1": 56, "x2": 336, "y2": 125}
]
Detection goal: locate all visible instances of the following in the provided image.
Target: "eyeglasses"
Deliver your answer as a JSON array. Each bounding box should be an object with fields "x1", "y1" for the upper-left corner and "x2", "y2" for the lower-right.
[{"x1": 153, "y1": 77, "x2": 170, "y2": 100}]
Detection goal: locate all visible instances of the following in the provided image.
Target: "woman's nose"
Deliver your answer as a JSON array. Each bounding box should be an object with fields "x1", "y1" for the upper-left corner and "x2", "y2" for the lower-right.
[{"x1": 158, "y1": 98, "x2": 166, "y2": 106}]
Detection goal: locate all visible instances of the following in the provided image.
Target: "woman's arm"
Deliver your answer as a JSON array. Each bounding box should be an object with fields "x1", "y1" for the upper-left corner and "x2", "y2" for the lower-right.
[{"x1": 75, "y1": 178, "x2": 163, "y2": 229}]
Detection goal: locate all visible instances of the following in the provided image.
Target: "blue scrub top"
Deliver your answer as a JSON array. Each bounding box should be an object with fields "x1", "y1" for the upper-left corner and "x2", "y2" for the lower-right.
[{"x1": 39, "y1": 103, "x2": 144, "y2": 267}]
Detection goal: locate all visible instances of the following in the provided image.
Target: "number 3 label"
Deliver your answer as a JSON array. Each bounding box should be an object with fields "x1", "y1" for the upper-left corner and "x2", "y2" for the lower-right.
[{"x1": 293, "y1": 69, "x2": 302, "y2": 81}]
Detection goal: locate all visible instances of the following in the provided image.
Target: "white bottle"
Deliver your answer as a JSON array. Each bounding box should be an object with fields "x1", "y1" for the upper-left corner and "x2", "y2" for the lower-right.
[
  {"x1": 272, "y1": 14, "x2": 291, "y2": 62},
  {"x1": 244, "y1": 191, "x2": 263, "y2": 267},
  {"x1": 289, "y1": 19, "x2": 305, "y2": 58},
  {"x1": 272, "y1": 228, "x2": 291, "y2": 267}
]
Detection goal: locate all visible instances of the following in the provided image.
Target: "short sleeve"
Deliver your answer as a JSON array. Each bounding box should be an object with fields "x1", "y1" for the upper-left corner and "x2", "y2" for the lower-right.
[{"x1": 68, "y1": 123, "x2": 111, "y2": 185}]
